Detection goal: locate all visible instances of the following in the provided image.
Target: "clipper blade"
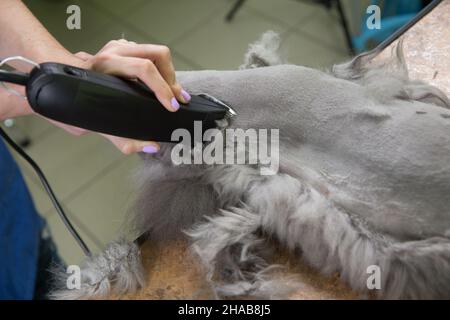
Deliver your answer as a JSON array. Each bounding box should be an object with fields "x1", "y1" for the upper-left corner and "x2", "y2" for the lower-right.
[{"x1": 198, "y1": 93, "x2": 237, "y2": 119}]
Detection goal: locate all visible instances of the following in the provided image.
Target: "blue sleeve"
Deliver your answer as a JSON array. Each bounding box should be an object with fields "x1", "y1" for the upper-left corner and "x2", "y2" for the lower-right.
[{"x1": 0, "y1": 139, "x2": 44, "y2": 300}]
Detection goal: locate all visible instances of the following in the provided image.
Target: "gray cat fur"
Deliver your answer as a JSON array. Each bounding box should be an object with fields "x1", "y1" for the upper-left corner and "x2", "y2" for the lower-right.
[
  {"x1": 50, "y1": 239, "x2": 144, "y2": 299},
  {"x1": 53, "y1": 31, "x2": 450, "y2": 299}
]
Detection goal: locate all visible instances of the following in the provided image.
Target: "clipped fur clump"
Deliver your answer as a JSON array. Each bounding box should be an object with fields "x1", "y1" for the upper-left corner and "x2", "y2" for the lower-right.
[
  {"x1": 240, "y1": 30, "x2": 285, "y2": 69},
  {"x1": 52, "y1": 32, "x2": 450, "y2": 299},
  {"x1": 51, "y1": 239, "x2": 144, "y2": 300}
]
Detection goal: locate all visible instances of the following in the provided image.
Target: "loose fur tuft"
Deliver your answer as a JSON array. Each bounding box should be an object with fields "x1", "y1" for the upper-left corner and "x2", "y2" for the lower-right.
[
  {"x1": 240, "y1": 30, "x2": 285, "y2": 69},
  {"x1": 51, "y1": 239, "x2": 144, "y2": 300}
]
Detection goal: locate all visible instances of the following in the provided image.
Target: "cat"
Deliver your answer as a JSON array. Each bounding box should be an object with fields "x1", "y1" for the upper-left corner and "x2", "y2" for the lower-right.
[{"x1": 52, "y1": 32, "x2": 450, "y2": 300}]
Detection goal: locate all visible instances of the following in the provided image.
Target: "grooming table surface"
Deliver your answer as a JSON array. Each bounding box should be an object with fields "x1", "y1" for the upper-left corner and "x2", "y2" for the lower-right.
[
  {"x1": 375, "y1": 0, "x2": 450, "y2": 97},
  {"x1": 123, "y1": 1, "x2": 449, "y2": 300},
  {"x1": 123, "y1": 240, "x2": 357, "y2": 299}
]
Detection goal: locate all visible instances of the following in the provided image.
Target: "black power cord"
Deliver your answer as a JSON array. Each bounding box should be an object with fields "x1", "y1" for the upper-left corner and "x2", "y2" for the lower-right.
[
  {"x1": 0, "y1": 126, "x2": 92, "y2": 256},
  {"x1": 374, "y1": 0, "x2": 443, "y2": 52},
  {"x1": 0, "y1": 69, "x2": 29, "y2": 85}
]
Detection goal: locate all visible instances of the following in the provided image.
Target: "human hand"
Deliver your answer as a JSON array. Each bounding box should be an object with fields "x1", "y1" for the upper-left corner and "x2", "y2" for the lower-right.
[
  {"x1": 72, "y1": 39, "x2": 191, "y2": 154},
  {"x1": 1, "y1": 40, "x2": 189, "y2": 154}
]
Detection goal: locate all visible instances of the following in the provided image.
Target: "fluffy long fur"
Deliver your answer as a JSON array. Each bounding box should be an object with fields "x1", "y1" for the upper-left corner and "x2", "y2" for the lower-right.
[
  {"x1": 52, "y1": 32, "x2": 450, "y2": 299},
  {"x1": 51, "y1": 239, "x2": 144, "y2": 300}
]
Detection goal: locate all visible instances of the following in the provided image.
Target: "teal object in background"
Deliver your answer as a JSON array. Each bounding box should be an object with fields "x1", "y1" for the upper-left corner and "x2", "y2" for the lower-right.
[{"x1": 352, "y1": 0, "x2": 423, "y2": 52}]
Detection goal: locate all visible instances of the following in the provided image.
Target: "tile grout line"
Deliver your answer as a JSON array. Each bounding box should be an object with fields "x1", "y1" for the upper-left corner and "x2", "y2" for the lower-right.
[
  {"x1": 66, "y1": 208, "x2": 105, "y2": 250},
  {"x1": 167, "y1": 3, "x2": 296, "y2": 70},
  {"x1": 167, "y1": 2, "x2": 231, "y2": 47},
  {"x1": 167, "y1": 3, "x2": 235, "y2": 69},
  {"x1": 50, "y1": 157, "x2": 139, "y2": 250},
  {"x1": 279, "y1": 8, "x2": 349, "y2": 58},
  {"x1": 246, "y1": 1, "x2": 348, "y2": 55},
  {"x1": 83, "y1": 0, "x2": 202, "y2": 70},
  {"x1": 42, "y1": 153, "x2": 127, "y2": 216},
  {"x1": 288, "y1": 6, "x2": 349, "y2": 54},
  {"x1": 244, "y1": 1, "x2": 319, "y2": 31},
  {"x1": 49, "y1": 206, "x2": 104, "y2": 255},
  {"x1": 221, "y1": 4, "x2": 348, "y2": 65},
  {"x1": 43, "y1": 154, "x2": 136, "y2": 250},
  {"x1": 291, "y1": 26, "x2": 350, "y2": 56},
  {"x1": 17, "y1": 137, "x2": 125, "y2": 214},
  {"x1": 15, "y1": 128, "x2": 65, "y2": 186}
]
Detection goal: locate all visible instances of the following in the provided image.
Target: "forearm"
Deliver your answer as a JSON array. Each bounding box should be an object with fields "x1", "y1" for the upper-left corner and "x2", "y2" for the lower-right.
[
  {"x1": 0, "y1": 0, "x2": 81, "y2": 68},
  {"x1": 0, "y1": 0, "x2": 84, "y2": 119}
]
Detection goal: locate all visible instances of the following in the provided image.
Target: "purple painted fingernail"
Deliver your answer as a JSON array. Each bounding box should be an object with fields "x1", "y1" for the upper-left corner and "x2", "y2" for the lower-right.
[
  {"x1": 171, "y1": 97, "x2": 180, "y2": 111},
  {"x1": 142, "y1": 145, "x2": 158, "y2": 154},
  {"x1": 181, "y1": 89, "x2": 191, "y2": 102}
]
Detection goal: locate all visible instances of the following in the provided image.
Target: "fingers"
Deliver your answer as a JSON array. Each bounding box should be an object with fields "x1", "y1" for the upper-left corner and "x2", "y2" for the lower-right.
[
  {"x1": 70, "y1": 40, "x2": 189, "y2": 155},
  {"x1": 101, "y1": 133, "x2": 160, "y2": 155},
  {"x1": 42, "y1": 116, "x2": 157, "y2": 155},
  {"x1": 92, "y1": 55, "x2": 179, "y2": 112},
  {"x1": 146, "y1": 45, "x2": 185, "y2": 103},
  {"x1": 99, "y1": 41, "x2": 190, "y2": 104}
]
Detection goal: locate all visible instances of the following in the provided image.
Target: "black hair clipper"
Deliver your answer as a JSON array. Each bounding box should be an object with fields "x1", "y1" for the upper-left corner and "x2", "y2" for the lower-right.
[{"x1": 0, "y1": 60, "x2": 236, "y2": 142}]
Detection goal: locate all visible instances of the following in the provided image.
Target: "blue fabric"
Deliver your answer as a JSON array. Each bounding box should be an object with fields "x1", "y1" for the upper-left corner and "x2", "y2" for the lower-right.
[{"x1": 0, "y1": 139, "x2": 44, "y2": 299}]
